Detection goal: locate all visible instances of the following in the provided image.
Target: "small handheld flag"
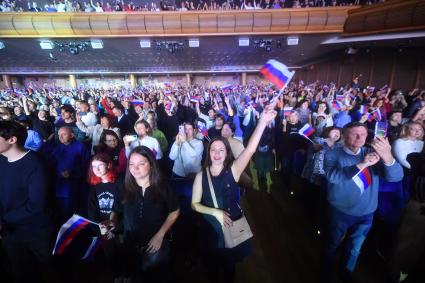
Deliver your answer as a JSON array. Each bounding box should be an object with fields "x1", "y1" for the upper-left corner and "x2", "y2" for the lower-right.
[
  {"x1": 52, "y1": 214, "x2": 99, "y2": 255},
  {"x1": 373, "y1": 108, "x2": 382, "y2": 121},
  {"x1": 359, "y1": 105, "x2": 368, "y2": 115},
  {"x1": 283, "y1": 107, "x2": 293, "y2": 117},
  {"x1": 190, "y1": 96, "x2": 200, "y2": 103},
  {"x1": 298, "y1": 123, "x2": 315, "y2": 143},
  {"x1": 132, "y1": 100, "x2": 145, "y2": 106},
  {"x1": 197, "y1": 121, "x2": 210, "y2": 142},
  {"x1": 332, "y1": 100, "x2": 343, "y2": 111},
  {"x1": 336, "y1": 94, "x2": 344, "y2": 101},
  {"x1": 81, "y1": 237, "x2": 102, "y2": 261},
  {"x1": 352, "y1": 168, "x2": 372, "y2": 195},
  {"x1": 299, "y1": 123, "x2": 315, "y2": 137},
  {"x1": 165, "y1": 101, "x2": 175, "y2": 113},
  {"x1": 220, "y1": 84, "x2": 232, "y2": 92}
]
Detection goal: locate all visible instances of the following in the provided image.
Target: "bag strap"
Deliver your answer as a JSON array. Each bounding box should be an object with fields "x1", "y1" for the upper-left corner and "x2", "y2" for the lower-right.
[{"x1": 206, "y1": 168, "x2": 219, "y2": 209}]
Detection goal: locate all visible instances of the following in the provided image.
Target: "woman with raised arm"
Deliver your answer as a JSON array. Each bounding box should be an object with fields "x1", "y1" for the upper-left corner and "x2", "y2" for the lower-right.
[{"x1": 191, "y1": 104, "x2": 277, "y2": 282}]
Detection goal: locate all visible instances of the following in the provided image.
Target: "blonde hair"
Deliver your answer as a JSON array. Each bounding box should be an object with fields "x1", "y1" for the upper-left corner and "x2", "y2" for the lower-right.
[{"x1": 399, "y1": 122, "x2": 424, "y2": 140}]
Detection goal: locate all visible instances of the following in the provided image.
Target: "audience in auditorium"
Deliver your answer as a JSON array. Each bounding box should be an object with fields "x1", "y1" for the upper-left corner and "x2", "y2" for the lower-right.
[
  {"x1": 0, "y1": 76, "x2": 424, "y2": 282},
  {"x1": 0, "y1": 0, "x2": 385, "y2": 12}
]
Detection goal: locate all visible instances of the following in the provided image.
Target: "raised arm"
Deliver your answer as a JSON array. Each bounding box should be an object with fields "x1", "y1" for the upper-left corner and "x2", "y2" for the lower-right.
[
  {"x1": 224, "y1": 96, "x2": 234, "y2": 117},
  {"x1": 22, "y1": 97, "x2": 30, "y2": 116},
  {"x1": 231, "y1": 104, "x2": 277, "y2": 181}
]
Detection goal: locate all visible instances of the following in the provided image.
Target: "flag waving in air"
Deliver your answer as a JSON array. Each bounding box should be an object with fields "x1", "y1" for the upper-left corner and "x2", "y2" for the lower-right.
[
  {"x1": 298, "y1": 123, "x2": 315, "y2": 138},
  {"x1": 260, "y1": 60, "x2": 295, "y2": 90}
]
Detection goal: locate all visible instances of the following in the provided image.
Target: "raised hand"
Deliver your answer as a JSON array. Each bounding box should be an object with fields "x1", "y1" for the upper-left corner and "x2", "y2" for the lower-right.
[{"x1": 259, "y1": 104, "x2": 277, "y2": 125}]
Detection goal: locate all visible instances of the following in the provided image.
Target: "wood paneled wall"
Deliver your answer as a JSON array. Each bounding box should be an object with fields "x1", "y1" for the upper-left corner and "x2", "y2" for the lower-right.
[{"x1": 294, "y1": 48, "x2": 425, "y2": 90}]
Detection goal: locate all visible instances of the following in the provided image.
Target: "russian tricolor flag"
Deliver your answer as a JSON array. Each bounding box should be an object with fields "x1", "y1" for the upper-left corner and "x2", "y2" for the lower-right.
[
  {"x1": 352, "y1": 168, "x2": 372, "y2": 195},
  {"x1": 81, "y1": 237, "x2": 102, "y2": 261},
  {"x1": 332, "y1": 100, "x2": 343, "y2": 111},
  {"x1": 166, "y1": 101, "x2": 175, "y2": 113},
  {"x1": 221, "y1": 84, "x2": 232, "y2": 92},
  {"x1": 298, "y1": 123, "x2": 315, "y2": 137},
  {"x1": 283, "y1": 107, "x2": 293, "y2": 117},
  {"x1": 132, "y1": 100, "x2": 145, "y2": 105},
  {"x1": 260, "y1": 60, "x2": 295, "y2": 90},
  {"x1": 373, "y1": 108, "x2": 382, "y2": 121},
  {"x1": 336, "y1": 94, "x2": 344, "y2": 101},
  {"x1": 197, "y1": 121, "x2": 209, "y2": 137},
  {"x1": 52, "y1": 214, "x2": 96, "y2": 255},
  {"x1": 359, "y1": 105, "x2": 368, "y2": 115},
  {"x1": 190, "y1": 96, "x2": 200, "y2": 103}
]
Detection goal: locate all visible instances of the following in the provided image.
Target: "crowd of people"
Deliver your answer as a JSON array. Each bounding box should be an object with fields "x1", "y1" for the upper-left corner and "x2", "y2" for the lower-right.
[
  {"x1": 0, "y1": 0, "x2": 385, "y2": 13},
  {"x1": 0, "y1": 78, "x2": 424, "y2": 283}
]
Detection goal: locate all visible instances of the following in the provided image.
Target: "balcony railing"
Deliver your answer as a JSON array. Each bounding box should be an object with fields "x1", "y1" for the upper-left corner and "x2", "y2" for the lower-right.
[
  {"x1": 344, "y1": 0, "x2": 425, "y2": 36},
  {"x1": 0, "y1": 7, "x2": 355, "y2": 38}
]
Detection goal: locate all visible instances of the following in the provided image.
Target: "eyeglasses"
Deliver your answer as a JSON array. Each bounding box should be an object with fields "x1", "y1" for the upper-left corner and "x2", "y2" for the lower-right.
[{"x1": 91, "y1": 164, "x2": 106, "y2": 170}]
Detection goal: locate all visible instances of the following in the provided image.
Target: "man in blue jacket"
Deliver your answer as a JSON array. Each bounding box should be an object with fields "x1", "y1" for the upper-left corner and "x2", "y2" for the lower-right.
[{"x1": 321, "y1": 122, "x2": 403, "y2": 283}]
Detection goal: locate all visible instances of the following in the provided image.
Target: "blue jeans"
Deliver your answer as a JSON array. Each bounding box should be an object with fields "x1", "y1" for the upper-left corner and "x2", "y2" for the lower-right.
[{"x1": 321, "y1": 204, "x2": 373, "y2": 279}]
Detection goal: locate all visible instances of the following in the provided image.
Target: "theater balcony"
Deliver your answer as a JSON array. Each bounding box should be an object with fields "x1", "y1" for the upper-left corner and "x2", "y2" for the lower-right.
[{"x1": 0, "y1": 7, "x2": 355, "y2": 38}]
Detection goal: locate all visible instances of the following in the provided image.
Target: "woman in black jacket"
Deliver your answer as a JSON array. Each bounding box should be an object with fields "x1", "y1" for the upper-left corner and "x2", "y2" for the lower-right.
[{"x1": 391, "y1": 147, "x2": 425, "y2": 282}]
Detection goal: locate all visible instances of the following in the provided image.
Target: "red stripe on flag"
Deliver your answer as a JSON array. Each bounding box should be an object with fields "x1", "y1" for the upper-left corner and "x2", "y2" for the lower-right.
[
  {"x1": 260, "y1": 67, "x2": 285, "y2": 89},
  {"x1": 56, "y1": 222, "x2": 90, "y2": 255}
]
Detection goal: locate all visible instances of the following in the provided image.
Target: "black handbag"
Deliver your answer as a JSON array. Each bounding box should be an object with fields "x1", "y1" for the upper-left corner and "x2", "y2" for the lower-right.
[{"x1": 139, "y1": 239, "x2": 171, "y2": 271}]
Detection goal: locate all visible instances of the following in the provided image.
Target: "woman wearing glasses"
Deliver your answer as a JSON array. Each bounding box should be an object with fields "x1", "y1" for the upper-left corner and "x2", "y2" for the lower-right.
[{"x1": 95, "y1": 129, "x2": 127, "y2": 176}]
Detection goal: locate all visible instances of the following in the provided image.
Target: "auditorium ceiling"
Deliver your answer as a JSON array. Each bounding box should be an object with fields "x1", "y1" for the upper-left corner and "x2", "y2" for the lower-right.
[{"x1": 0, "y1": 34, "x2": 424, "y2": 74}]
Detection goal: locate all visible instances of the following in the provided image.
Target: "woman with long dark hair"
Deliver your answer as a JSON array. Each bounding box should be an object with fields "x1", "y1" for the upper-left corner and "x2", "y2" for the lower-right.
[
  {"x1": 109, "y1": 146, "x2": 179, "y2": 280},
  {"x1": 191, "y1": 104, "x2": 277, "y2": 282}
]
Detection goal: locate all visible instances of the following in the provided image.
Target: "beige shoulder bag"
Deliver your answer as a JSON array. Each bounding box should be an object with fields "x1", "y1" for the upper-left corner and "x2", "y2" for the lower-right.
[{"x1": 206, "y1": 169, "x2": 253, "y2": 249}]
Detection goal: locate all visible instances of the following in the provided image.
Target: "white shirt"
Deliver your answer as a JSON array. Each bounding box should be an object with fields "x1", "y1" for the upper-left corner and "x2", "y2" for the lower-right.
[
  {"x1": 81, "y1": 112, "x2": 98, "y2": 127},
  {"x1": 392, "y1": 139, "x2": 424, "y2": 169},
  {"x1": 56, "y1": 3, "x2": 66, "y2": 12},
  {"x1": 126, "y1": 136, "x2": 163, "y2": 160},
  {"x1": 169, "y1": 139, "x2": 204, "y2": 177}
]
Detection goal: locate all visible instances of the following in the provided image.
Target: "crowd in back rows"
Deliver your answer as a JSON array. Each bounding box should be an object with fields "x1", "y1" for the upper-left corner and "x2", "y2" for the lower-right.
[
  {"x1": 1, "y1": 78, "x2": 424, "y2": 282},
  {"x1": 0, "y1": 0, "x2": 385, "y2": 13}
]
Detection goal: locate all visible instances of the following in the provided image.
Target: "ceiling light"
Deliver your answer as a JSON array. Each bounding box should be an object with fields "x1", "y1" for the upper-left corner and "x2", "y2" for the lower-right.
[
  {"x1": 287, "y1": 36, "x2": 299, "y2": 46},
  {"x1": 40, "y1": 40, "x2": 54, "y2": 50},
  {"x1": 140, "y1": 40, "x2": 151, "y2": 48},
  {"x1": 91, "y1": 39, "x2": 103, "y2": 49},
  {"x1": 239, "y1": 38, "x2": 249, "y2": 47},
  {"x1": 345, "y1": 47, "x2": 358, "y2": 55},
  {"x1": 189, "y1": 39, "x2": 199, "y2": 48}
]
